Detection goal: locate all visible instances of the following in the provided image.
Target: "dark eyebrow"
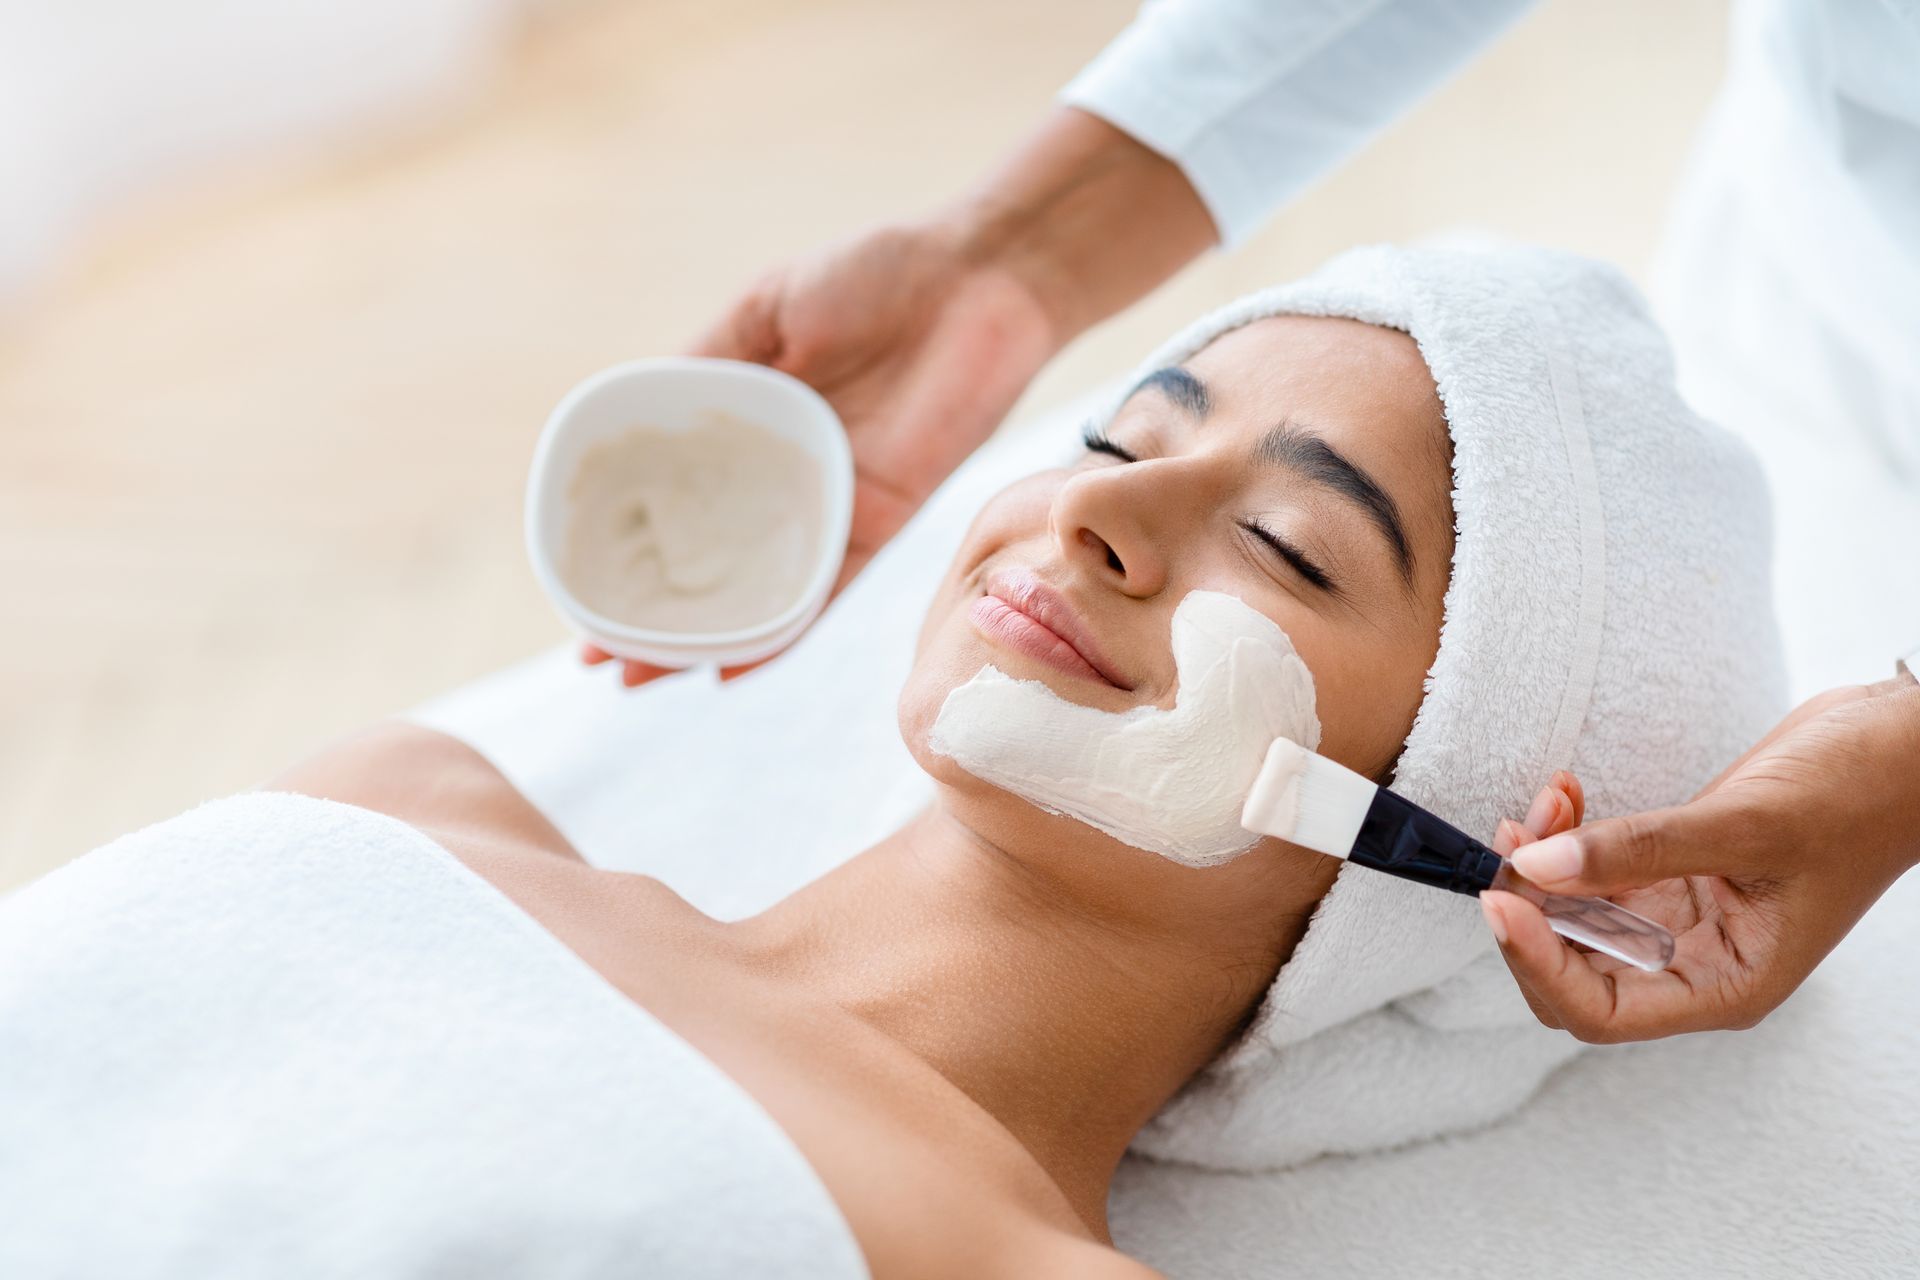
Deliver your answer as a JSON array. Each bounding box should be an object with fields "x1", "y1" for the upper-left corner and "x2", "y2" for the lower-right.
[
  {"x1": 1122, "y1": 366, "x2": 1211, "y2": 419},
  {"x1": 1256, "y1": 421, "x2": 1415, "y2": 584},
  {"x1": 1119, "y1": 365, "x2": 1415, "y2": 584}
]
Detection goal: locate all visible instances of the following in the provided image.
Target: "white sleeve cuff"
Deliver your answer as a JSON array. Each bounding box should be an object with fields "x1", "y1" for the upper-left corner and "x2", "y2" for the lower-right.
[{"x1": 1061, "y1": 0, "x2": 1539, "y2": 247}]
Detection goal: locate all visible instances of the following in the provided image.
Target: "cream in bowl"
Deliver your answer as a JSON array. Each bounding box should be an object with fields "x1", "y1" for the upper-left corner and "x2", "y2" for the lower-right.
[{"x1": 526, "y1": 358, "x2": 854, "y2": 669}]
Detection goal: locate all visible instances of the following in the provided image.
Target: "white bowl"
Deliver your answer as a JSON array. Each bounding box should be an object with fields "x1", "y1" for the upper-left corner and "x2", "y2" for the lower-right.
[{"x1": 525, "y1": 357, "x2": 854, "y2": 668}]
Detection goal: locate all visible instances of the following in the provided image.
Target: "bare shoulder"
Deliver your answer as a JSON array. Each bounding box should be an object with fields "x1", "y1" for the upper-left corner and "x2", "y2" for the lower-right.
[{"x1": 267, "y1": 719, "x2": 585, "y2": 863}]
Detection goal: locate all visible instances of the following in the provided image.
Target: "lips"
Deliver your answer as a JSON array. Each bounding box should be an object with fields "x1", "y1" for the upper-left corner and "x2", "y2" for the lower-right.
[{"x1": 971, "y1": 569, "x2": 1132, "y2": 690}]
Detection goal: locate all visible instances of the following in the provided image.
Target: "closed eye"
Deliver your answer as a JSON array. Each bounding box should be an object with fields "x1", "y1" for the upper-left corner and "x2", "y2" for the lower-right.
[
  {"x1": 1081, "y1": 422, "x2": 1339, "y2": 595},
  {"x1": 1080, "y1": 423, "x2": 1138, "y2": 463},
  {"x1": 1242, "y1": 521, "x2": 1336, "y2": 594}
]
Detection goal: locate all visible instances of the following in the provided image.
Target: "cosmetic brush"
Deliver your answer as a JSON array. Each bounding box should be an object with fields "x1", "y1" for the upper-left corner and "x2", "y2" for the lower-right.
[{"x1": 1241, "y1": 738, "x2": 1675, "y2": 972}]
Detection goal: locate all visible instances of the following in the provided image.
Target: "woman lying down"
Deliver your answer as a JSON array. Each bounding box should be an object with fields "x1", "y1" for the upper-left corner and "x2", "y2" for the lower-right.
[{"x1": 0, "y1": 247, "x2": 1784, "y2": 1279}]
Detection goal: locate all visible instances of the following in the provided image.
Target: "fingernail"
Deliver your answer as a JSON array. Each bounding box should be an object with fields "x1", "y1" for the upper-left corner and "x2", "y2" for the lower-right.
[
  {"x1": 1479, "y1": 892, "x2": 1509, "y2": 946},
  {"x1": 1511, "y1": 833, "x2": 1581, "y2": 885},
  {"x1": 1523, "y1": 786, "x2": 1557, "y2": 831}
]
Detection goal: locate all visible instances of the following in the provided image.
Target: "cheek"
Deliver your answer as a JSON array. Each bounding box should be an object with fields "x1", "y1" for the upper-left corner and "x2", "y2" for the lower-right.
[
  {"x1": 960, "y1": 471, "x2": 1064, "y2": 559},
  {"x1": 1289, "y1": 627, "x2": 1430, "y2": 778},
  {"x1": 896, "y1": 614, "x2": 1006, "y2": 792},
  {"x1": 902, "y1": 480, "x2": 1061, "y2": 773}
]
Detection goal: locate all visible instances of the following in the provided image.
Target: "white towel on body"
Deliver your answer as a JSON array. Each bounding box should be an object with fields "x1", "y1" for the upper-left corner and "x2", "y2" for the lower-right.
[{"x1": 0, "y1": 793, "x2": 868, "y2": 1280}]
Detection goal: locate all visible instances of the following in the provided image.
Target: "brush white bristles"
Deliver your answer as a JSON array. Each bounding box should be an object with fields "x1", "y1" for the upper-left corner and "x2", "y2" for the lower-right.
[{"x1": 1240, "y1": 738, "x2": 1378, "y2": 859}]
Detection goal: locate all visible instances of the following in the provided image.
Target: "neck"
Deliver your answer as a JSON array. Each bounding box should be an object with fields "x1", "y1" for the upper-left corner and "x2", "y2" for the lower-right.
[{"x1": 732, "y1": 803, "x2": 1320, "y2": 1234}]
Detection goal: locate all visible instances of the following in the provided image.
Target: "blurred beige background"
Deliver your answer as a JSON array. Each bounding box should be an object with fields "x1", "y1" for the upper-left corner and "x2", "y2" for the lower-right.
[{"x1": 0, "y1": 0, "x2": 1728, "y2": 889}]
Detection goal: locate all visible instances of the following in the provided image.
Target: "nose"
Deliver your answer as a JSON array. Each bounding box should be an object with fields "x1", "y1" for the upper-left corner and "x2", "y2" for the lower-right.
[{"x1": 1050, "y1": 463, "x2": 1171, "y2": 598}]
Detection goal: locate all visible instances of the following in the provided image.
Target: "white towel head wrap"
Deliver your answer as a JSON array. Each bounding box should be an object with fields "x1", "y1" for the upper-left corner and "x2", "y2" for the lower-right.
[{"x1": 1118, "y1": 245, "x2": 1788, "y2": 1170}]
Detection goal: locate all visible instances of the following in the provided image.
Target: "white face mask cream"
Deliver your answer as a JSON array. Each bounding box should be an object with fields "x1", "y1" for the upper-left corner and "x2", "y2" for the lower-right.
[
  {"x1": 928, "y1": 590, "x2": 1320, "y2": 867},
  {"x1": 562, "y1": 411, "x2": 823, "y2": 633}
]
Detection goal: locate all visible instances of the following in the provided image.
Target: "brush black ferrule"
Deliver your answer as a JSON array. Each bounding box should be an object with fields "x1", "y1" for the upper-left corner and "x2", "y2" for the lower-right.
[{"x1": 1348, "y1": 788, "x2": 1503, "y2": 896}]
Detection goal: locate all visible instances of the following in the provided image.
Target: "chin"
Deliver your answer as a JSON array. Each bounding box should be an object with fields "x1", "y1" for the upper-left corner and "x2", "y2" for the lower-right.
[
  {"x1": 895, "y1": 651, "x2": 968, "y2": 787},
  {"x1": 898, "y1": 581, "x2": 991, "y2": 763},
  {"x1": 895, "y1": 626, "x2": 1055, "y2": 838}
]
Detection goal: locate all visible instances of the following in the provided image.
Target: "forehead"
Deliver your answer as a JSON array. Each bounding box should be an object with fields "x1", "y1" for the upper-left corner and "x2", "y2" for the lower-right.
[
  {"x1": 1181, "y1": 314, "x2": 1441, "y2": 437},
  {"x1": 1179, "y1": 313, "x2": 1452, "y2": 542}
]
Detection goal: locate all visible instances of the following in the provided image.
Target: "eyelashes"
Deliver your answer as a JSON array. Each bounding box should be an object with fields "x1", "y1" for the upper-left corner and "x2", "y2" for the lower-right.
[
  {"x1": 1239, "y1": 521, "x2": 1335, "y2": 592},
  {"x1": 1077, "y1": 421, "x2": 1336, "y2": 593},
  {"x1": 1079, "y1": 422, "x2": 1137, "y2": 463}
]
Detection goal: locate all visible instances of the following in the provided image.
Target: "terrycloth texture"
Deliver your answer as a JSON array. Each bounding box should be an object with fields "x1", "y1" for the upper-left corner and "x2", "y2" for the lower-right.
[
  {"x1": 1115, "y1": 245, "x2": 1788, "y2": 1168},
  {"x1": 0, "y1": 794, "x2": 868, "y2": 1280},
  {"x1": 1111, "y1": 865, "x2": 1920, "y2": 1278}
]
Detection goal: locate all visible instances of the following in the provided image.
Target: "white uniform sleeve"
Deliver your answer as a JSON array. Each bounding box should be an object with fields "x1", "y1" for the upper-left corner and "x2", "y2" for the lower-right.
[{"x1": 1061, "y1": 0, "x2": 1541, "y2": 246}]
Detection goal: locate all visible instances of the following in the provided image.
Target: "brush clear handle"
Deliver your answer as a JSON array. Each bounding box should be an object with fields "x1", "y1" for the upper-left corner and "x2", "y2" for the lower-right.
[{"x1": 1491, "y1": 865, "x2": 1676, "y2": 972}]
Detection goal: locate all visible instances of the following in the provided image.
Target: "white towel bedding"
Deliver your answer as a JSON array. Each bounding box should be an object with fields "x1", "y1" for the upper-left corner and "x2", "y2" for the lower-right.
[
  {"x1": 416, "y1": 393, "x2": 1920, "y2": 1275},
  {"x1": 0, "y1": 794, "x2": 868, "y2": 1280}
]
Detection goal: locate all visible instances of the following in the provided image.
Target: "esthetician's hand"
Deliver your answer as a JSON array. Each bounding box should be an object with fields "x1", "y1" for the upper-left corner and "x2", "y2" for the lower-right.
[
  {"x1": 585, "y1": 109, "x2": 1217, "y2": 688},
  {"x1": 1480, "y1": 671, "x2": 1920, "y2": 1042},
  {"x1": 583, "y1": 222, "x2": 1059, "y2": 687}
]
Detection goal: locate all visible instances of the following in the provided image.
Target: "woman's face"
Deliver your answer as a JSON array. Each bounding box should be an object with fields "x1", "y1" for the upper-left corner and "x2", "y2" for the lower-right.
[{"x1": 901, "y1": 315, "x2": 1453, "y2": 867}]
